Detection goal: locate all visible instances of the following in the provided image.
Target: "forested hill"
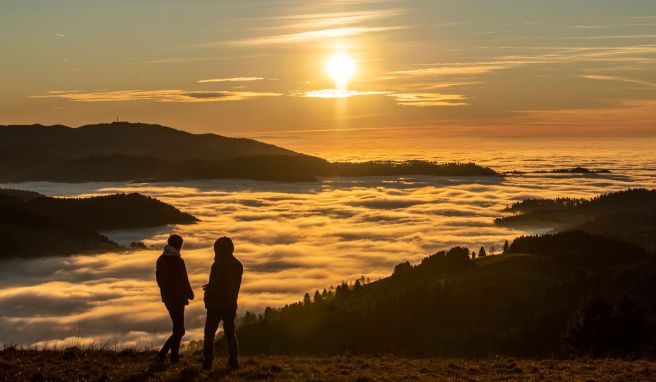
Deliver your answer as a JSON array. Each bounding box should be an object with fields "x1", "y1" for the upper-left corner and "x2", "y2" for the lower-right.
[
  {"x1": 0, "y1": 122, "x2": 299, "y2": 162},
  {"x1": 0, "y1": 122, "x2": 500, "y2": 182},
  {"x1": 495, "y1": 189, "x2": 656, "y2": 251},
  {"x1": 0, "y1": 189, "x2": 197, "y2": 258},
  {"x1": 228, "y1": 232, "x2": 655, "y2": 357}
]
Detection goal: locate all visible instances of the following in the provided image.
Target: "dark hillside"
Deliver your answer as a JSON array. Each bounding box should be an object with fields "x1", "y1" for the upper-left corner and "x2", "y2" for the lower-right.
[
  {"x1": 330, "y1": 161, "x2": 500, "y2": 177},
  {"x1": 495, "y1": 189, "x2": 656, "y2": 252},
  {"x1": 506, "y1": 231, "x2": 647, "y2": 267},
  {"x1": 30, "y1": 154, "x2": 170, "y2": 182},
  {"x1": 502, "y1": 188, "x2": 656, "y2": 214},
  {"x1": 0, "y1": 189, "x2": 197, "y2": 258},
  {"x1": 23, "y1": 193, "x2": 198, "y2": 231},
  {"x1": 0, "y1": 188, "x2": 43, "y2": 201},
  {"x1": 227, "y1": 232, "x2": 655, "y2": 357},
  {"x1": 0, "y1": 204, "x2": 119, "y2": 258}
]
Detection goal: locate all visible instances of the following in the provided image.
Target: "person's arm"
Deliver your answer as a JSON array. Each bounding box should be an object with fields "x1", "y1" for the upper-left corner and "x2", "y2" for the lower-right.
[
  {"x1": 155, "y1": 260, "x2": 162, "y2": 288},
  {"x1": 207, "y1": 263, "x2": 220, "y2": 291},
  {"x1": 181, "y1": 259, "x2": 194, "y2": 300},
  {"x1": 156, "y1": 258, "x2": 171, "y2": 291},
  {"x1": 236, "y1": 263, "x2": 243, "y2": 294}
]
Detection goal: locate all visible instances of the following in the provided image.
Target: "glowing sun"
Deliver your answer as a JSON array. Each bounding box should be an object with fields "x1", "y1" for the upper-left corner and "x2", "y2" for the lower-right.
[{"x1": 326, "y1": 52, "x2": 355, "y2": 89}]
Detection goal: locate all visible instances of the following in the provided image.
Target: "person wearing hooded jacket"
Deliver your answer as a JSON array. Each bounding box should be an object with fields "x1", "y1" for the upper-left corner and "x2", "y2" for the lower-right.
[
  {"x1": 202, "y1": 236, "x2": 243, "y2": 371},
  {"x1": 155, "y1": 234, "x2": 194, "y2": 363}
]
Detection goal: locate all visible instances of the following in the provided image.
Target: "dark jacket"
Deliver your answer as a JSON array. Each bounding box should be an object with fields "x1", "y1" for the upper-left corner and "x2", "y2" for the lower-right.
[
  {"x1": 156, "y1": 246, "x2": 194, "y2": 306},
  {"x1": 204, "y1": 254, "x2": 243, "y2": 313}
]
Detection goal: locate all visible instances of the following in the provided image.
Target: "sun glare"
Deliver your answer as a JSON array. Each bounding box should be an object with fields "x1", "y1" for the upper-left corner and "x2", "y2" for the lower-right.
[{"x1": 326, "y1": 52, "x2": 355, "y2": 90}]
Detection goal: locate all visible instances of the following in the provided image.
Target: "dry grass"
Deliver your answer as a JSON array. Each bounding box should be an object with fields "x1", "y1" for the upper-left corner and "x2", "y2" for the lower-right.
[{"x1": 1, "y1": 348, "x2": 655, "y2": 381}]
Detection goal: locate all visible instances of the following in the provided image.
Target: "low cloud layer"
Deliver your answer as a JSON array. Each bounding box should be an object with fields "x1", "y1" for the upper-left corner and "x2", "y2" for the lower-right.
[{"x1": 1, "y1": 163, "x2": 654, "y2": 347}]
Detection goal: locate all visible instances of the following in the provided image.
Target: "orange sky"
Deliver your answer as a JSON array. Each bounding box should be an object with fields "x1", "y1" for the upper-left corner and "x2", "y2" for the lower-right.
[{"x1": 1, "y1": 0, "x2": 655, "y2": 140}]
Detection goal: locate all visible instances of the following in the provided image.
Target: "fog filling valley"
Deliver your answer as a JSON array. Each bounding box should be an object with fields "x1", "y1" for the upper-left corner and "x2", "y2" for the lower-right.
[{"x1": 1, "y1": 142, "x2": 655, "y2": 348}]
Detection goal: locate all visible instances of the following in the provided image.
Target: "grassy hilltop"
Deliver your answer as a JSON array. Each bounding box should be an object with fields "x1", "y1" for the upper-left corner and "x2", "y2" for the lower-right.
[{"x1": 2, "y1": 348, "x2": 655, "y2": 382}]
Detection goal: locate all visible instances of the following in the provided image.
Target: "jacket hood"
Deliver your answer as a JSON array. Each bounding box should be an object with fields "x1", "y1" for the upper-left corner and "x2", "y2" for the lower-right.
[{"x1": 162, "y1": 244, "x2": 181, "y2": 257}]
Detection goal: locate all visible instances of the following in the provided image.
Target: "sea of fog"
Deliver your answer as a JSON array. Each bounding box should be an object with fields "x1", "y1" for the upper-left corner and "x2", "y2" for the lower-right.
[{"x1": 1, "y1": 139, "x2": 655, "y2": 347}]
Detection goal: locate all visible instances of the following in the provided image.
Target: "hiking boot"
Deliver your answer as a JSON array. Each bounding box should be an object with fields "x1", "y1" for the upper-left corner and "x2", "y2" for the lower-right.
[{"x1": 202, "y1": 359, "x2": 213, "y2": 371}]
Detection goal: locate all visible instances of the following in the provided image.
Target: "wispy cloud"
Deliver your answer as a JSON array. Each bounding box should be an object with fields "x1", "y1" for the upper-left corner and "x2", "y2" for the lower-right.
[
  {"x1": 220, "y1": 26, "x2": 406, "y2": 47},
  {"x1": 388, "y1": 45, "x2": 656, "y2": 79},
  {"x1": 296, "y1": 89, "x2": 389, "y2": 99},
  {"x1": 122, "y1": 55, "x2": 264, "y2": 65},
  {"x1": 401, "y1": 82, "x2": 482, "y2": 90},
  {"x1": 572, "y1": 23, "x2": 656, "y2": 30},
  {"x1": 192, "y1": 4, "x2": 406, "y2": 48},
  {"x1": 390, "y1": 93, "x2": 468, "y2": 107},
  {"x1": 581, "y1": 74, "x2": 656, "y2": 89},
  {"x1": 564, "y1": 34, "x2": 656, "y2": 40},
  {"x1": 263, "y1": 9, "x2": 404, "y2": 30},
  {"x1": 34, "y1": 90, "x2": 282, "y2": 103},
  {"x1": 391, "y1": 64, "x2": 511, "y2": 77},
  {"x1": 291, "y1": 87, "x2": 469, "y2": 107},
  {"x1": 197, "y1": 77, "x2": 264, "y2": 83}
]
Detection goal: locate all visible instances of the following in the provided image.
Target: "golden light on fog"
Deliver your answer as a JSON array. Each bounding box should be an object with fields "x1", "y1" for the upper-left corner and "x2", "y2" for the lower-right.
[{"x1": 326, "y1": 52, "x2": 355, "y2": 90}]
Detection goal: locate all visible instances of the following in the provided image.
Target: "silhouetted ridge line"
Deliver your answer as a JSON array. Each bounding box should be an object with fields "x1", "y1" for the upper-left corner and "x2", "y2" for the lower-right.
[{"x1": 0, "y1": 122, "x2": 501, "y2": 182}]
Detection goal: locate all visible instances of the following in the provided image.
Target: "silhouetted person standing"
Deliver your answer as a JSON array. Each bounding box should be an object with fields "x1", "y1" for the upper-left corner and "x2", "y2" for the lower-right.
[
  {"x1": 155, "y1": 234, "x2": 194, "y2": 364},
  {"x1": 202, "y1": 237, "x2": 243, "y2": 371}
]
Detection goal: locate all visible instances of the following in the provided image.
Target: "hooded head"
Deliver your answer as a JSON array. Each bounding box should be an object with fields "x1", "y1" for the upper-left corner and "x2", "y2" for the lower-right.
[
  {"x1": 214, "y1": 236, "x2": 234, "y2": 259},
  {"x1": 168, "y1": 234, "x2": 184, "y2": 250}
]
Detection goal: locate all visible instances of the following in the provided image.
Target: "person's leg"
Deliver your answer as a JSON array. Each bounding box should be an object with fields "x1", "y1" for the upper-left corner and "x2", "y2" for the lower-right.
[
  {"x1": 223, "y1": 312, "x2": 239, "y2": 369},
  {"x1": 169, "y1": 304, "x2": 185, "y2": 363},
  {"x1": 157, "y1": 335, "x2": 173, "y2": 359},
  {"x1": 157, "y1": 303, "x2": 180, "y2": 359},
  {"x1": 203, "y1": 312, "x2": 221, "y2": 370}
]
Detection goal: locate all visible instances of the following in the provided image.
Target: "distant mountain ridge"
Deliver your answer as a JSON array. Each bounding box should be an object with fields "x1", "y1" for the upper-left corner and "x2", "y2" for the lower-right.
[
  {"x1": 0, "y1": 122, "x2": 300, "y2": 162},
  {"x1": 0, "y1": 122, "x2": 500, "y2": 182}
]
